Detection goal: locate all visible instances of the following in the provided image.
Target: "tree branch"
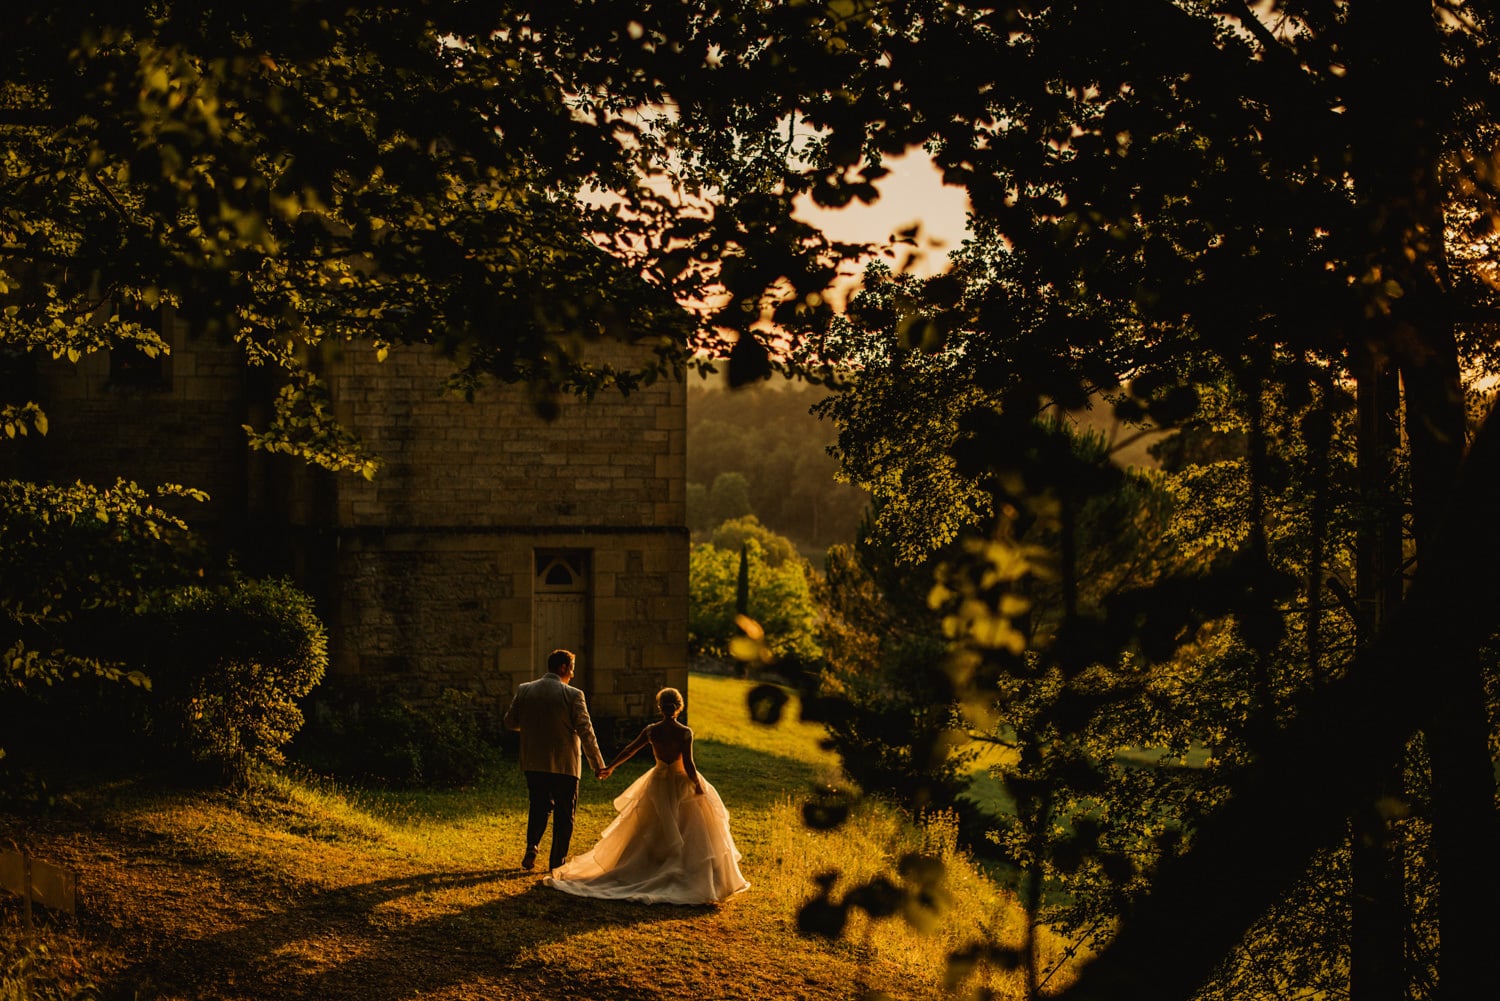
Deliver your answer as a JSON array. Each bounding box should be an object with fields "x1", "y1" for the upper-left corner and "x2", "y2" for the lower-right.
[
  {"x1": 86, "y1": 170, "x2": 133, "y2": 225},
  {"x1": 1219, "y1": 0, "x2": 1298, "y2": 64}
]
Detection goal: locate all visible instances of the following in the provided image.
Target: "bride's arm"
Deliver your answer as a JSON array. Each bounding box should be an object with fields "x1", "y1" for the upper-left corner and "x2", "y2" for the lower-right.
[
  {"x1": 600, "y1": 726, "x2": 651, "y2": 779},
  {"x1": 683, "y1": 729, "x2": 704, "y2": 795}
]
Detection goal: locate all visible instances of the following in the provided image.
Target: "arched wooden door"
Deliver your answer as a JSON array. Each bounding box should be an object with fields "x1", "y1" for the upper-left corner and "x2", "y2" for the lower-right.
[{"x1": 532, "y1": 550, "x2": 591, "y2": 690}]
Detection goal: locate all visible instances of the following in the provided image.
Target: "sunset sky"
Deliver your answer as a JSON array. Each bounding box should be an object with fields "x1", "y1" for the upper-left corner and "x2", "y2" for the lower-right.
[{"x1": 793, "y1": 151, "x2": 972, "y2": 294}]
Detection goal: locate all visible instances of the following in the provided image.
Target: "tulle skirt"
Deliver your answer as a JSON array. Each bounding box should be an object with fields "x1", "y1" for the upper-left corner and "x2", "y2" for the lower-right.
[{"x1": 545, "y1": 762, "x2": 750, "y2": 905}]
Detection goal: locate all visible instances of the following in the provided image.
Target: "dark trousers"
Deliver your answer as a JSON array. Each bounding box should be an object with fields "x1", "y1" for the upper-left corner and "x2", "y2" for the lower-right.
[{"x1": 524, "y1": 770, "x2": 580, "y2": 869}]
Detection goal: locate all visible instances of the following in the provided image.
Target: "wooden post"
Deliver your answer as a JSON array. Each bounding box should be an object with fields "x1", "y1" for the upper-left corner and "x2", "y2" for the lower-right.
[
  {"x1": 22, "y1": 853, "x2": 33, "y2": 932},
  {"x1": 0, "y1": 850, "x2": 77, "y2": 926}
]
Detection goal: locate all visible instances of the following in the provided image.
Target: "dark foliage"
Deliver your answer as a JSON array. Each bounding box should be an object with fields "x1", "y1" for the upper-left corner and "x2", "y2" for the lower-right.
[
  {"x1": 291, "y1": 688, "x2": 491, "y2": 789},
  {"x1": 1, "y1": 575, "x2": 326, "y2": 795},
  {"x1": 137, "y1": 577, "x2": 328, "y2": 784}
]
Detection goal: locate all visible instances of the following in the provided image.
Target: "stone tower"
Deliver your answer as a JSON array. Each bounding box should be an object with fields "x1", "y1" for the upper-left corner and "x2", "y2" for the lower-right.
[{"x1": 28, "y1": 312, "x2": 689, "y2": 736}]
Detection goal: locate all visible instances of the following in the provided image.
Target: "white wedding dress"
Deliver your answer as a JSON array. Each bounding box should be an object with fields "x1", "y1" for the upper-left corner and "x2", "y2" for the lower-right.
[{"x1": 546, "y1": 753, "x2": 749, "y2": 906}]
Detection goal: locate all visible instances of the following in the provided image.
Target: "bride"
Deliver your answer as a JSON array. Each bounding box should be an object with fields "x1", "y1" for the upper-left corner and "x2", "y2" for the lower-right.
[{"x1": 545, "y1": 687, "x2": 749, "y2": 905}]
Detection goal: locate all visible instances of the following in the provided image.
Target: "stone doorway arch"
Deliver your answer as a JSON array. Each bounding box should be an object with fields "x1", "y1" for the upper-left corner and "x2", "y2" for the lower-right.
[{"x1": 532, "y1": 549, "x2": 591, "y2": 690}]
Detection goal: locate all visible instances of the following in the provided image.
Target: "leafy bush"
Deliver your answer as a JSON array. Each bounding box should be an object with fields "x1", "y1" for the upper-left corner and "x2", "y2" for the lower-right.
[
  {"x1": 688, "y1": 533, "x2": 821, "y2": 662},
  {"x1": 0, "y1": 648, "x2": 155, "y2": 807},
  {"x1": 818, "y1": 634, "x2": 975, "y2": 813},
  {"x1": 141, "y1": 577, "x2": 327, "y2": 784},
  {"x1": 292, "y1": 688, "x2": 491, "y2": 788},
  {"x1": 813, "y1": 542, "x2": 976, "y2": 816},
  {"x1": 0, "y1": 477, "x2": 202, "y2": 783},
  {"x1": 709, "y1": 514, "x2": 800, "y2": 566}
]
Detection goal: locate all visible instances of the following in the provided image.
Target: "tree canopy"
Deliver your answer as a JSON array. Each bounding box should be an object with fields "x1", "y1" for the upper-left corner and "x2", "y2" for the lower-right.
[
  {"x1": 686, "y1": 2, "x2": 1500, "y2": 999},
  {"x1": 3, "y1": 2, "x2": 897, "y2": 450},
  {"x1": 0, "y1": 1, "x2": 860, "y2": 722},
  {"x1": 7, "y1": 2, "x2": 1500, "y2": 999}
]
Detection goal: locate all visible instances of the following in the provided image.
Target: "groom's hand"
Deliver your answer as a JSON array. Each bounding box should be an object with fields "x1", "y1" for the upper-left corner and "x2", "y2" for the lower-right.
[{"x1": 595, "y1": 767, "x2": 609, "y2": 780}]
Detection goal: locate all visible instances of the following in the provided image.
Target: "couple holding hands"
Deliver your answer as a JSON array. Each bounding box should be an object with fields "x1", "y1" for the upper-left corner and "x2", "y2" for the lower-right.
[{"x1": 502, "y1": 649, "x2": 749, "y2": 906}]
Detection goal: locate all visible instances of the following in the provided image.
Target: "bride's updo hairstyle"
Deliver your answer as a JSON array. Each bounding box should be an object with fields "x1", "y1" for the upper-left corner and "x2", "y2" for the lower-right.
[{"x1": 656, "y1": 687, "x2": 684, "y2": 718}]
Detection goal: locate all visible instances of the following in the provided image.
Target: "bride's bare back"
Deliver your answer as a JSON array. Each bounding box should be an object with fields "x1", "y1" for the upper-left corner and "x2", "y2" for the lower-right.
[
  {"x1": 599, "y1": 696, "x2": 704, "y2": 794},
  {"x1": 549, "y1": 708, "x2": 748, "y2": 904},
  {"x1": 648, "y1": 718, "x2": 691, "y2": 764}
]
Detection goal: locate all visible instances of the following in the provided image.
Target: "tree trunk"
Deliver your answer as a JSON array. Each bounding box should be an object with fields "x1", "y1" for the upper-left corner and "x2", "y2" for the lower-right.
[
  {"x1": 1349, "y1": 349, "x2": 1405, "y2": 1001},
  {"x1": 1400, "y1": 315, "x2": 1495, "y2": 1001},
  {"x1": 1348, "y1": 2, "x2": 1499, "y2": 996},
  {"x1": 1424, "y1": 663, "x2": 1498, "y2": 997},
  {"x1": 735, "y1": 542, "x2": 750, "y2": 616},
  {"x1": 1399, "y1": 326, "x2": 1496, "y2": 1000}
]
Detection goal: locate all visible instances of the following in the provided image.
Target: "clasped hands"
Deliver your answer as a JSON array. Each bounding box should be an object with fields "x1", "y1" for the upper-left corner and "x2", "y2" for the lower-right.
[{"x1": 593, "y1": 766, "x2": 702, "y2": 795}]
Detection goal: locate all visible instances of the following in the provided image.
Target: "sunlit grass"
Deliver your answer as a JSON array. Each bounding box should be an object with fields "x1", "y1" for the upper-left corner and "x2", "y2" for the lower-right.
[
  {"x1": 758, "y1": 796, "x2": 1076, "y2": 998},
  {"x1": 686, "y1": 671, "x2": 842, "y2": 772},
  {"x1": 670, "y1": 674, "x2": 1070, "y2": 996},
  {"x1": 1, "y1": 921, "x2": 104, "y2": 1001},
  {"x1": 3, "y1": 671, "x2": 1063, "y2": 1000}
]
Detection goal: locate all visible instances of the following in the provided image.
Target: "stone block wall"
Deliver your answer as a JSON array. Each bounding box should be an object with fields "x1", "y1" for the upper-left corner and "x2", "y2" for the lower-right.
[
  {"x1": 330, "y1": 528, "x2": 688, "y2": 734},
  {"x1": 30, "y1": 312, "x2": 251, "y2": 527},
  {"x1": 320, "y1": 341, "x2": 686, "y2": 531},
  {"x1": 315, "y1": 340, "x2": 689, "y2": 733},
  {"x1": 29, "y1": 328, "x2": 690, "y2": 739}
]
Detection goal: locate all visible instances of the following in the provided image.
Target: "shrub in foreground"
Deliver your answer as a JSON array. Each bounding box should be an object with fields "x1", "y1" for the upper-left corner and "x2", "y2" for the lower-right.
[{"x1": 142, "y1": 577, "x2": 328, "y2": 784}]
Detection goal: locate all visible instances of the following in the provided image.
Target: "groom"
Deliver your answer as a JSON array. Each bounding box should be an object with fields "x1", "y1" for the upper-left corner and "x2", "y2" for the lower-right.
[{"x1": 503, "y1": 649, "x2": 607, "y2": 871}]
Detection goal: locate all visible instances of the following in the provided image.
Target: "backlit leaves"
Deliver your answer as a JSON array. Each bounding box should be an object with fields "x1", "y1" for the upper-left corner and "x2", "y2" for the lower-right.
[
  {"x1": 794, "y1": 854, "x2": 952, "y2": 941},
  {"x1": 241, "y1": 377, "x2": 381, "y2": 479},
  {"x1": 746, "y1": 681, "x2": 790, "y2": 726},
  {"x1": 0, "y1": 403, "x2": 48, "y2": 439}
]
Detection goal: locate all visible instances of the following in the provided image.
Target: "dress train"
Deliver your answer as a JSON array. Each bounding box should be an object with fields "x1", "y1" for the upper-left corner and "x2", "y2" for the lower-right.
[{"x1": 546, "y1": 760, "x2": 749, "y2": 905}]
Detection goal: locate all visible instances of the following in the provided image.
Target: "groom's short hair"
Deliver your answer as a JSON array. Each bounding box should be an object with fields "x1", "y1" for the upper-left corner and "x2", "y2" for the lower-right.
[{"x1": 546, "y1": 649, "x2": 575, "y2": 674}]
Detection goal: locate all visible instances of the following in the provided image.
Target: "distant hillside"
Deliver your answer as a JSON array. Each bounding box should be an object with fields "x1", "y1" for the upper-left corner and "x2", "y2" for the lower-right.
[{"x1": 686, "y1": 379, "x2": 870, "y2": 554}]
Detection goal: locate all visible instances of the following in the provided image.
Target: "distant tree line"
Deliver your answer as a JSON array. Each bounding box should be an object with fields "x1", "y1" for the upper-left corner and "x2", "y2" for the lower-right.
[{"x1": 686, "y1": 380, "x2": 869, "y2": 553}]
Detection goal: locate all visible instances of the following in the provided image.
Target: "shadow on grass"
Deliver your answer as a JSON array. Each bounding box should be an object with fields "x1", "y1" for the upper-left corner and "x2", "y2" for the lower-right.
[
  {"x1": 83, "y1": 743, "x2": 800, "y2": 1000},
  {"x1": 345, "y1": 737, "x2": 838, "y2": 826},
  {"x1": 107, "y1": 867, "x2": 708, "y2": 1001},
  {"x1": 0, "y1": 770, "x2": 728, "y2": 1000},
  {"x1": 692, "y1": 738, "x2": 837, "y2": 810}
]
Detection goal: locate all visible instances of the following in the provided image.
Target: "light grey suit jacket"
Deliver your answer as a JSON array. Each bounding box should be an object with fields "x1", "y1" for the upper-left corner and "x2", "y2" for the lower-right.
[{"x1": 503, "y1": 672, "x2": 606, "y2": 778}]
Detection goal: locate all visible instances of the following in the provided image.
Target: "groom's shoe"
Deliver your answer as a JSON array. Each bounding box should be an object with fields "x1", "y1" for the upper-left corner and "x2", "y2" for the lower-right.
[{"x1": 521, "y1": 847, "x2": 537, "y2": 870}]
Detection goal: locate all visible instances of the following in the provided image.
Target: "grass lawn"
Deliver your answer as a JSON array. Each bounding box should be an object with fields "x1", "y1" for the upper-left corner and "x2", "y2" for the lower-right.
[{"x1": 1, "y1": 673, "x2": 1055, "y2": 1001}]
